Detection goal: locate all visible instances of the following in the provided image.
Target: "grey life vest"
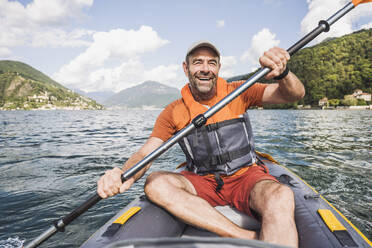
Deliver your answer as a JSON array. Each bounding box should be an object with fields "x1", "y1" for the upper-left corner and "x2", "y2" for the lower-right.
[{"x1": 178, "y1": 112, "x2": 256, "y2": 176}]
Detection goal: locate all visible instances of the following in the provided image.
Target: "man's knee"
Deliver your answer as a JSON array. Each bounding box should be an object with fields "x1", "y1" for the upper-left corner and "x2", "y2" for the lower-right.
[
  {"x1": 144, "y1": 171, "x2": 184, "y2": 204},
  {"x1": 145, "y1": 171, "x2": 169, "y2": 198},
  {"x1": 252, "y1": 181, "x2": 295, "y2": 216}
]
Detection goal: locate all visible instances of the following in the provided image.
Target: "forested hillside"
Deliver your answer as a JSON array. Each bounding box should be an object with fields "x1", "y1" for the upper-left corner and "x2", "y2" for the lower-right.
[
  {"x1": 232, "y1": 28, "x2": 371, "y2": 107},
  {"x1": 288, "y1": 28, "x2": 371, "y2": 106},
  {"x1": 0, "y1": 61, "x2": 103, "y2": 110}
]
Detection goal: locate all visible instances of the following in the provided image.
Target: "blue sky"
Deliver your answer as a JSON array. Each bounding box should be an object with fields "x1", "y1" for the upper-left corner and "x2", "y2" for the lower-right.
[{"x1": 1, "y1": 0, "x2": 371, "y2": 93}]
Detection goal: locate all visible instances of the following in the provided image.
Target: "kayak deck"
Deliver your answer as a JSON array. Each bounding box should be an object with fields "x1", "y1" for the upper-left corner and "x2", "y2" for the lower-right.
[{"x1": 81, "y1": 156, "x2": 371, "y2": 248}]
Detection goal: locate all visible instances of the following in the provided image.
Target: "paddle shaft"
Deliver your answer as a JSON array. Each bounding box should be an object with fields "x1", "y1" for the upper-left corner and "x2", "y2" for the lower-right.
[{"x1": 24, "y1": 3, "x2": 356, "y2": 248}]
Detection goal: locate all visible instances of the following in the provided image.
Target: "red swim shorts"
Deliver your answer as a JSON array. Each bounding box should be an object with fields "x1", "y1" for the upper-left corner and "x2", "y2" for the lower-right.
[{"x1": 180, "y1": 164, "x2": 278, "y2": 217}]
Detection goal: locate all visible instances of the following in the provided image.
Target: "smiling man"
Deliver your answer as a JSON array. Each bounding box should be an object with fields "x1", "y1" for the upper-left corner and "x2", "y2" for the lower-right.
[
  {"x1": 97, "y1": 40, "x2": 305, "y2": 247},
  {"x1": 184, "y1": 43, "x2": 220, "y2": 100}
]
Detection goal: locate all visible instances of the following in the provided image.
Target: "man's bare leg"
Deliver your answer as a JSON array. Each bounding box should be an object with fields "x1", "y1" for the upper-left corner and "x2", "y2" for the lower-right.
[
  {"x1": 249, "y1": 180, "x2": 298, "y2": 247},
  {"x1": 144, "y1": 171, "x2": 257, "y2": 239}
]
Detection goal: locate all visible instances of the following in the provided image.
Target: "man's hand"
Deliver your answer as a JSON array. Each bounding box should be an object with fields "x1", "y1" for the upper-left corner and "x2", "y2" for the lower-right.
[
  {"x1": 96, "y1": 137, "x2": 164, "y2": 199},
  {"x1": 259, "y1": 47, "x2": 290, "y2": 80},
  {"x1": 97, "y1": 167, "x2": 134, "y2": 198}
]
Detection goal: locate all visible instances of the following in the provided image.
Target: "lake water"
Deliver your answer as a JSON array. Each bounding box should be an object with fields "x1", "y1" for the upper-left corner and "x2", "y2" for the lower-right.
[{"x1": 0, "y1": 109, "x2": 371, "y2": 247}]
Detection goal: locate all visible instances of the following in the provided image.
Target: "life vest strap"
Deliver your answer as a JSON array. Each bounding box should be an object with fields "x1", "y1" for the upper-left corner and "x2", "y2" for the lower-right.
[
  {"x1": 200, "y1": 117, "x2": 245, "y2": 132},
  {"x1": 194, "y1": 145, "x2": 252, "y2": 168},
  {"x1": 214, "y1": 172, "x2": 224, "y2": 191}
]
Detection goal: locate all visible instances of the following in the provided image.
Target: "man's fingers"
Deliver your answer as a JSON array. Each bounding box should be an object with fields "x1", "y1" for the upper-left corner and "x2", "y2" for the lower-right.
[
  {"x1": 120, "y1": 177, "x2": 135, "y2": 193},
  {"x1": 97, "y1": 178, "x2": 108, "y2": 198},
  {"x1": 266, "y1": 50, "x2": 284, "y2": 68},
  {"x1": 259, "y1": 47, "x2": 290, "y2": 79},
  {"x1": 97, "y1": 167, "x2": 124, "y2": 198},
  {"x1": 259, "y1": 56, "x2": 281, "y2": 78}
]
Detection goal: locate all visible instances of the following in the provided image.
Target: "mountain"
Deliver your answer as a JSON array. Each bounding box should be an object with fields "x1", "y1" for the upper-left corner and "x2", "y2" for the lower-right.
[
  {"x1": 0, "y1": 60, "x2": 103, "y2": 110},
  {"x1": 74, "y1": 89, "x2": 115, "y2": 104},
  {"x1": 104, "y1": 81, "x2": 181, "y2": 109},
  {"x1": 230, "y1": 28, "x2": 372, "y2": 107}
]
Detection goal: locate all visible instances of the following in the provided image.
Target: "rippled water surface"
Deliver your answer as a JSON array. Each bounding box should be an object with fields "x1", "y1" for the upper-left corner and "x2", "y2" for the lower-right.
[{"x1": 0, "y1": 110, "x2": 371, "y2": 247}]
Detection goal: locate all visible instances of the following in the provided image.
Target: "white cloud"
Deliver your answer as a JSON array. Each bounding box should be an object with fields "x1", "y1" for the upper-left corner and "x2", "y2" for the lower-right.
[
  {"x1": 58, "y1": 59, "x2": 183, "y2": 93},
  {"x1": 361, "y1": 22, "x2": 372, "y2": 30},
  {"x1": 241, "y1": 28, "x2": 280, "y2": 66},
  {"x1": 26, "y1": 0, "x2": 93, "y2": 25},
  {"x1": 30, "y1": 29, "x2": 93, "y2": 47},
  {"x1": 219, "y1": 56, "x2": 237, "y2": 78},
  {"x1": 0, "y1": 47, "x2": 12, "y2": 57},
  {"x1": 301, "y1": 0, "x2": 372, "y2": 44},
  {"x1": 53, "y1": 26, "x2": 184, "y2": 92},
  {"x1": 217, "y1": 20, "x2": 225, "y2": 28},
  {"x1": 0, "y1": 0, "x2": 93, "y2": 51}
]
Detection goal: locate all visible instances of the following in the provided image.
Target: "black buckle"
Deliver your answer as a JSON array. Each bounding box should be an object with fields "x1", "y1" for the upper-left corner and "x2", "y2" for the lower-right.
[
  {"x1": 206, "y1": 123, "x2": 219, "y2": 131},
  {"x1": 216, "y1": 153, "x2": 231, "y2": 165},
  {"x1": 192, "y1": 114, "x2": 207, "y2": 128}
]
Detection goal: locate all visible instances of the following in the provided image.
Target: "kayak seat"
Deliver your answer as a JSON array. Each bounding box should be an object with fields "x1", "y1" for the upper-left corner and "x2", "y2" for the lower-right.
[{"x1": 181, "y1": 205, "x2": 261, "y2": 238}]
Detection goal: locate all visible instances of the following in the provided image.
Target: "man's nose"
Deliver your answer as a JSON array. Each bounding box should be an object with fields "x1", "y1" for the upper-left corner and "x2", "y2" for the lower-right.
[{"x1": 200, "y1": 62, "x2": 211, "y2": 73}]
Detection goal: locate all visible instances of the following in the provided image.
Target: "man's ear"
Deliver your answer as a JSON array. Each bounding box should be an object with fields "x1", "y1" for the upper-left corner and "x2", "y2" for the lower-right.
[{"x1": 182, "y1": 61, "x2": 188, "y2": 77}]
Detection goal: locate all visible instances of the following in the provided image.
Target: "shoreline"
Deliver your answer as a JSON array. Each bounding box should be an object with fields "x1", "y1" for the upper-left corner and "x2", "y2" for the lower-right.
[{"x1": 1, "y1": 107, "x2": 371, "y2": 111}]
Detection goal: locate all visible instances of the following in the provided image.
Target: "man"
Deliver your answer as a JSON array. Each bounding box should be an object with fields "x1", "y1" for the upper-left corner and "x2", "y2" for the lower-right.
[{"x1": 97, "y1": 41, "x2": 305, "y2": 247}]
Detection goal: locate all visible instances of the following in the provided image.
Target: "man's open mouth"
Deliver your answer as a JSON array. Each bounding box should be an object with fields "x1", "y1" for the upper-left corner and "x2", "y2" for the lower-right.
[{"x1": 197, "y1": 77, "x2": 213, "y2": 81}]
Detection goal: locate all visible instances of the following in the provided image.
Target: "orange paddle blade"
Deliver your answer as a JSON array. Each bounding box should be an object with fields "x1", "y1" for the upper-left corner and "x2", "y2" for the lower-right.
[{"x1": 352, "y1": 0, "x2": 372, "y2": 6}]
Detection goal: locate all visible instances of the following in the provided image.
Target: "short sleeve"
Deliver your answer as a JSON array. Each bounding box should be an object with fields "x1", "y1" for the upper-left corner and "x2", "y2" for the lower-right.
[
  {"x1": 229, "y1": 81, "x2": 268, "y2": 108},
  {"x1": 150, "y1": 103, "x2": 177, "y2": 142}
]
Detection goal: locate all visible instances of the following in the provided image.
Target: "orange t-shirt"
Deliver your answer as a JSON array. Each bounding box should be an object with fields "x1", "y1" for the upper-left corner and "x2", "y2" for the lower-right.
[{"x1": 150, "y1": 81, "x2": 267, "y2": 142}]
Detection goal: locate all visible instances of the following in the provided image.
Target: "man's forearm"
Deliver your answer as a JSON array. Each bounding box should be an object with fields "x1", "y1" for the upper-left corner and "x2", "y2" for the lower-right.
[
  {"x1": 278, "y1": 71, "x2": 305, "y2": 102},
  {"x1": 122, "y1": 151, "x2": 152, "y2": 182}
]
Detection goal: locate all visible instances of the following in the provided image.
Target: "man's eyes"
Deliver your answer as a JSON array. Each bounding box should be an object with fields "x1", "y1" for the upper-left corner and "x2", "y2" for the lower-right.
[{"x1": 192, "y1": 60, "x2": 217, "y2": 65}]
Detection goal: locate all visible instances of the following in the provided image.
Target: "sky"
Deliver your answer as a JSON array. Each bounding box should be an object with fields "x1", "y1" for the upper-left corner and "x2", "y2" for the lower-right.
[{"x1": 1, "y1": 0, "x2": 371, "y2": 93}]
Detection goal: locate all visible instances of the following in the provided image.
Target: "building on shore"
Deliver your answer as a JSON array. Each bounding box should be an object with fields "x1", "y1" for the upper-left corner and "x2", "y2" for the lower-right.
[{"x1": 353, "y1": 89, "x2": 371, "y2": 102}]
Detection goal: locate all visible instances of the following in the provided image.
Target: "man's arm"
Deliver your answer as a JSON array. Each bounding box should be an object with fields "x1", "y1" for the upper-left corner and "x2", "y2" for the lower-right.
[
  {"x1": 262, "y1": 72, "x2": 305, "y2": 104},
  {"x1": 258, "y1": 47, "x2": 305, "y2": 104},
  {"x1": 97, "y1": 137, "x2": 164, "y2": 198}
]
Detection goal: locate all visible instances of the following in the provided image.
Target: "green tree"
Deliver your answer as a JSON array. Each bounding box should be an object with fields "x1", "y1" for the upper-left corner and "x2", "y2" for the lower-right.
[
  {"x1": 328, "y1": 99, "x2": 340, "y2": 107},
  {"x1": 357, "y1": 99, "x2": 367, "y2": 106},
  {"x1": 341, "y1": 95, "x2": 357, "y2": 106}
]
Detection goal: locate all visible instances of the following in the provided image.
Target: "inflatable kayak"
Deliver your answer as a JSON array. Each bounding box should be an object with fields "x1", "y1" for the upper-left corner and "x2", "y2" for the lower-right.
[{"x1": 80, "y1": 153, "x2": 371, "y2": 248}]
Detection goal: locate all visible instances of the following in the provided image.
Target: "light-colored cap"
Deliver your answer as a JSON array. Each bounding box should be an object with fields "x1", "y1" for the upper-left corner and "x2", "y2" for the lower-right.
[{"x1": 186, "y1": 40, "x2": 220, "y2": 58}]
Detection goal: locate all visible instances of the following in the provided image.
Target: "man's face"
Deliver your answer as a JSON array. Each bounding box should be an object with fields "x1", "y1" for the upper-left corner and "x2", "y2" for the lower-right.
[{"x1": 183, "y1": 47, "x2": 221, "y2": 95}]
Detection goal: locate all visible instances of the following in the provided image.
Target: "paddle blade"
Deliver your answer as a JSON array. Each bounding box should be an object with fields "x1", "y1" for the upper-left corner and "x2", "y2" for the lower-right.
[{"x1": 352, "y1": 0, "x2": 372, "y2": 6}]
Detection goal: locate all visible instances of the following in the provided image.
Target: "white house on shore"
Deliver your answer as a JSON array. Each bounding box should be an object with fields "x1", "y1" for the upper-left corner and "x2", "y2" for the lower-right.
[
  {"x1": 353, "y1": 89, "x2": 371, "y2": 102},
  {"x1": 318, "y1": 97, "x2": 328, "y2": 107},
  {"x1": 27, "y1": 91, "x2": 49, "y2": 102}
]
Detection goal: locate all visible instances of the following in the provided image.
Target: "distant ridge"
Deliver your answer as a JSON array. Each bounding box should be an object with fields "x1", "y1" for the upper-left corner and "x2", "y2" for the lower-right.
[
  {"x1": 74, "y1": 88, "x2": 115, "y2": 104},
  {"x1": 104, "y1": 81, "x2": 180, "y2": 109},
  {"x1": 0, "y1": 60, "x2": 103, "y2": 110},
  {"x1": 0, "y1": 60, "x2": 64, "y2": 88}
]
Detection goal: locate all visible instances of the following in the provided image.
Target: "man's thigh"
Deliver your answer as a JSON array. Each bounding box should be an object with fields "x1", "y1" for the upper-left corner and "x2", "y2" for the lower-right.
[
  {"x1": 146, "y1": 170, "x2": 198, "y2": 195},
  {"x1": 249, "y1": 179, "x2": 294, "y2": 216},
  {"x1": 181, "y1": 171, "x2": 227, "y2": 207},
  {"x1": 230, "y1": 165, "x2": 278, "y2": 217}
]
